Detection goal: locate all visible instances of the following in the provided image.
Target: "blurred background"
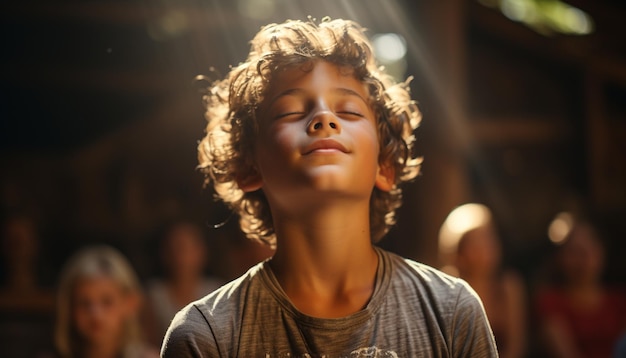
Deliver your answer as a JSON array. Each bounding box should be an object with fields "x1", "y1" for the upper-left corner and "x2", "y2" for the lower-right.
[{"x1": 1, "y1": 0, "x2": 625, "y2": 357}]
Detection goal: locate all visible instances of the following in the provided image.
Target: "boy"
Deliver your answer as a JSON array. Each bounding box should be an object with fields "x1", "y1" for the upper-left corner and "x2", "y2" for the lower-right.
[{"x1": 162, "y1": 18, "x2": 498, "y2": 357}]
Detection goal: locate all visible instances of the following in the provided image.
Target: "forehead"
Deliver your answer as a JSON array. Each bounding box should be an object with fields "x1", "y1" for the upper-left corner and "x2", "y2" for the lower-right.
[
  {"x1": 74, "y1": 275, "x2": 123, "y2": 295},
  {"x1": 263, "y1": 60, "x2": 370, "y2": 103}
]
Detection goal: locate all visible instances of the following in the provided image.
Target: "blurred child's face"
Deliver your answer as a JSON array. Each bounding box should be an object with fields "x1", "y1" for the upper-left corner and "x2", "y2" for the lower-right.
[
  {"x1": 456, "y1": 224, "x2": 501, "y2": 276},
  {"x1": 559, "y1": 224, "x2": 604, "y2": 283},
  {"x1": 241, "y1": 61, "x2": 392, "y2": 210},
  {"x1": 164, "y1": 224, "x2": 207, "y2": 278},
  {"x1": 73, "y1": 276, "x2": 133, "y2": 345}
]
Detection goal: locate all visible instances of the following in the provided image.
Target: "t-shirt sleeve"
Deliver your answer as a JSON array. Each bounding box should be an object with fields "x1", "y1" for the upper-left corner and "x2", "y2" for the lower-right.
[
  {"x1": 450, "y1": 282, "x2": 499, "y2": 357},
  {"x1": 160, "y1": 304, "x2": 220, "y2": 358}
]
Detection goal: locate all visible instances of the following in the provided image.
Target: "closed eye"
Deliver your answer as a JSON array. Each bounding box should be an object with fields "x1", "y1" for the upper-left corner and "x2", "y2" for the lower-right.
[
  {"x1": 337, "y1": 111, "x2": 365, "y2": 118},
  {"x1": 275, "y1": 111, "x2": 306, "y2": 120}
]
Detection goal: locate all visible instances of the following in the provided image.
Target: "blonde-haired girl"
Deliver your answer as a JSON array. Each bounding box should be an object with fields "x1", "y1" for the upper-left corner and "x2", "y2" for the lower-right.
[{"x1": 54, "y1": 245, "x2": 157, "y2": 358}]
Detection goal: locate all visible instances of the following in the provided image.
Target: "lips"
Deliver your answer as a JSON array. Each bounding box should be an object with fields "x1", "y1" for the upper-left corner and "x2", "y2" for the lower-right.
[{"x1": 303, "y1": 139, "x2": 348, "y2": 155}]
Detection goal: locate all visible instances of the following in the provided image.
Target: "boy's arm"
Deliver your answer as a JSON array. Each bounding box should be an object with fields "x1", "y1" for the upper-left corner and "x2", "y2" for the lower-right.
[
  {"x1": 160, "y1": 304, "x2": 220, "y2": 358},
  {"x1": 450, "y1": 282, "x2": 499, "y2": 357}
]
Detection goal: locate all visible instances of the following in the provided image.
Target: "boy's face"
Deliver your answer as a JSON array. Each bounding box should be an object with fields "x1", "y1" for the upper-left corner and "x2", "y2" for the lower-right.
[{"x1": 240, "y1": 60, "x2": 392, "y2": 210}]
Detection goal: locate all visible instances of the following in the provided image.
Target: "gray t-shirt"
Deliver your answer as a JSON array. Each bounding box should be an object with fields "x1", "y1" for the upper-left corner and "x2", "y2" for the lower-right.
[{"x1": 161, "y1": 247, "x2": 498, "y2": 357}]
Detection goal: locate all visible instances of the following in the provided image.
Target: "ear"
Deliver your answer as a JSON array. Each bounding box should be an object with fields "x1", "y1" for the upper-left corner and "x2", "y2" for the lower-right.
[
  {"x1": 374, "y1": 164, "x2": 395, "y2": 192},
  {"x1": 236, "y1": 167, "x2": 263, "y2": 192}
]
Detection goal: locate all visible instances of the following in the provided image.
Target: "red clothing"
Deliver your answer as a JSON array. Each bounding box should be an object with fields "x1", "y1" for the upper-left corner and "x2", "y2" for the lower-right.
[{"x1": 536, "y1": 287, "x2": 626, "y2": 358}]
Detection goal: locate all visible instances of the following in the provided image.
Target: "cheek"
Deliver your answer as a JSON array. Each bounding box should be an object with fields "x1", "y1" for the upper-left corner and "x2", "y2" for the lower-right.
[
  {"x1": 72, "y1": 297, "x2": 129, "y2": 334},
  {"x1": 73, "y1": 305, "x2": 90, "y2": 330},
  {"x1": 256, "y1": 124, "x2": 302, "y2": 170},
  {"x1": 269, "y1": 123, "x2": 302, "y2": 154},
  {"x1": 356, "y1": 125, "x2": 381, "y2": 167},
  {"x1": 106, "y1": 307, "x2": 129, "y2": 329}
]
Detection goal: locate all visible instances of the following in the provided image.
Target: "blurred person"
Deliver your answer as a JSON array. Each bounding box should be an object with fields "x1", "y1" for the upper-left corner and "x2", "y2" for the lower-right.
[
  {"x1": 440, "y1": 203, "x2": 527, "y2": 358},
  {"x1": 224, "y1": 234, "x2": 275, "y2": 281},
  {"x1": 0, "y1": 212, "x2": 55, "y2": 358},
  {"x1": 535, "y1": 218, "x2": 626, "y2": 358},
  {"x1": 54, "y1": 245, "x2": 158, "y2": 358},
  {"x1": 144, "y1": 221, "x2": 222, "y2": 345},
  {"x1": 0, "y1": 212, "x2": 54, "y2": 311}
]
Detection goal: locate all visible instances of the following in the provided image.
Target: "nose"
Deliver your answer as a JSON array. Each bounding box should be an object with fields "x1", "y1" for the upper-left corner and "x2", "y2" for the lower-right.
[{"x1": 307, "y1": 111, "x2": 341, "y2": 135}]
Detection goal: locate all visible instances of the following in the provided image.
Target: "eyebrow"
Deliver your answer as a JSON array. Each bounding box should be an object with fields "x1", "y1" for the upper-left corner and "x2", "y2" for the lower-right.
[
  {"x1": 266, "y1": 88, "x2": 305, "y2": 108},
  {"x1": 334, "y1": 87, "x2": 369, "y2": 105}
]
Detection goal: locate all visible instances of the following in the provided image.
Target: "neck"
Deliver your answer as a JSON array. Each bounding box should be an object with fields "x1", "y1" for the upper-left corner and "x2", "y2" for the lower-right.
[
  {"x1": 461, "y1": 273, "x2": 494, "y2": 298},
  {"x1": 168, "y1": 275, "x2": 202, "y2": 307},
  {"x1": 461, "y1": 269, "x2": 497, "y2": 283},
  {"x1": 565, "y1": 278, "x2": 604, "y2": 309},
  {"x1": 268, "y1": 200, "x2": 379, "y2": 317},
  {"x1": 82, "y1": 337, "x2": 122, "y2": 358},
  {"x1": 567, "y1": 277, "x2": 602, "y2": 292},
  {"x1": 169, "y1": 274, "x2": 200, "y2": 289}
]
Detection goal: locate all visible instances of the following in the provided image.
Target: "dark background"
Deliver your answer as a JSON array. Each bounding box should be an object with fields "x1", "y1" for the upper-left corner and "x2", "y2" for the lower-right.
[{"x1": 1, "y1": 0, "x2": 625, "y2": 304}]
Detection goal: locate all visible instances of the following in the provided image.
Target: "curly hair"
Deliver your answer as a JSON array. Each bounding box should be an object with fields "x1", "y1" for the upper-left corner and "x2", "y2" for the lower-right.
[{"x1": 198, "y1": 18, "x2": 421, "y2": 247}]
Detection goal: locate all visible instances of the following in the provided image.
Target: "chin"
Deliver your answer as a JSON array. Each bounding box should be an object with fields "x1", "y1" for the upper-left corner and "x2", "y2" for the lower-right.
[{"x1": 307, "y1": 167, "x2": 375, "y2": 190}]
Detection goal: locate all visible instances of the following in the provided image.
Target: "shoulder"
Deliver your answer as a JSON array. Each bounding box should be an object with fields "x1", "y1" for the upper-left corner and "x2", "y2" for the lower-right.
[
  {"x1": 385, "y1": 250, "x2": 477, "y2": 303},
  {"x1": 606, "y1": 286, "x2": 626, "y2": 301},
  {"x1": 381, "y1": 250, "x2": 498, "y2": 356},
  {"x1": 161, "y1": 263, "x2": 266, "y2": 357},
  {"x1": 604, "y1": 287, "x2": 626, "y2": 314},
  {"x1": 127, "y1": 344, "x2": 160, "y2": 358},
  {"x1": 390, "y1": 251, "x2": 492, "y2": 320},
  {"x1": 382, "y1": 249, "x2": 490, "y2": 324},
  {"x1": 161, "y1": 302, "x2": 216, "y2": 357}
]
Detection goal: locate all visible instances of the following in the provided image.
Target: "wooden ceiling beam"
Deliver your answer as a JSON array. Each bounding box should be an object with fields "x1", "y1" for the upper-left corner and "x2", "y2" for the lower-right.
[
  {"x1": 0, "y1": 65, "x2": 182, "y2": 94},
  {"x1": 0, "y1": 2, "x2": 239, "y2": 27},
  {"x1": 469, "y1": 2, "x2": 626, "y2": 86},
  {"x1": 469, "y1": 117, "x2": 572, "y2": 145}
]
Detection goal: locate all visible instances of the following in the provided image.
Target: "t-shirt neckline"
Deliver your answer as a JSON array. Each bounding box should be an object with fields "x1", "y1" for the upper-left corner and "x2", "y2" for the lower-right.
[{"x1": 259, "y1": 246, "x2": 391, "y2": 329}]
